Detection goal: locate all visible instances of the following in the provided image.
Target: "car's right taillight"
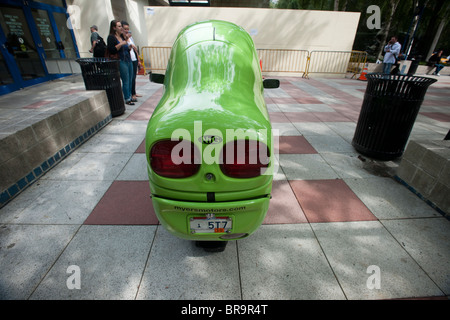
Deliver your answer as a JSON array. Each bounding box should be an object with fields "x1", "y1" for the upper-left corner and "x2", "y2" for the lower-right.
[
  {"x1": 150, "y1": 140, "x2": 200, "y2": 178},
  {"x1": 220, "y1": 140, "x2": 270, "y2": 178}
]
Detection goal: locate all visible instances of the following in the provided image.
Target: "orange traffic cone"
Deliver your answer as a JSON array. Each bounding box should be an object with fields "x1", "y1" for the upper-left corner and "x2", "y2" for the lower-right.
[
  {"x1": 138, "y1": 56, "x2": 145, "y2": 75},
  {"x1": 358, "y1": 63, "x2": 368, "y2": 81},
  {"x1": 260, "y1": 59, "x2": 265, "y2": 79}
]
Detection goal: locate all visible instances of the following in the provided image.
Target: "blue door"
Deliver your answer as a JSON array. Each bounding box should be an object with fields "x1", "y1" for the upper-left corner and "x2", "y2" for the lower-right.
[{"x1": 0, "y1": 0, "x2": 78, "y2": 95}]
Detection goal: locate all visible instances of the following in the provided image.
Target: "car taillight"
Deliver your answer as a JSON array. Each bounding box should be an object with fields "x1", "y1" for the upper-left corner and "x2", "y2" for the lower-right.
[
  {"x1": 150, "y1": 140, "x2": 200, "y2": 178},
  {"x1": 220, "y1": 140, "x2": 270, "y2": 178}
]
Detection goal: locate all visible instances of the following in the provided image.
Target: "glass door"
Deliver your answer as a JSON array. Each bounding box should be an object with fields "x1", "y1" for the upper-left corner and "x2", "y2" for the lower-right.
[
  {"x1": 0, "y1": 0, "x2": 79, "y2": 95},
  {"x1": 0, "y1": 4, "x2": 47, "y2": 85},
  {"x1": 0, "y1": 47, "x2": 15, "y2": 86},
  {"x1": 31, "y1": 8, "x2": 60, "y2": 59},
  {"x1": 52, "y1": 11, "x2": 77, "y2": 59}
]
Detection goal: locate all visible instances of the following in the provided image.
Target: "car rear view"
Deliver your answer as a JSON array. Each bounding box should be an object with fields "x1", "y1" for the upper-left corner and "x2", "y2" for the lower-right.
[{"x1": 146, "y1": 20, "x2": 277, "y2": 251}]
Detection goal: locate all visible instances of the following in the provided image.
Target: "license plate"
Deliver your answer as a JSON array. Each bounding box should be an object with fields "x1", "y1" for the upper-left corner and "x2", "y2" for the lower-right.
[{"x1": 190, "y1": 217, "x2": 232, "y2": 234}]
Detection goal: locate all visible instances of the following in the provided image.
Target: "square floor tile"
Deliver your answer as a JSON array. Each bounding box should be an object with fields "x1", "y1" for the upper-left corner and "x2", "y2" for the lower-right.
[
  {"x1": 295, "y1": 96, "x2": 323, "y2": 104},
  {"x1": 100, "y1": 120, "x2": 148, "y2": 135},
  {"x1": 420, "y1": 112, "x2": 450, "y2": 122},
  {"x1": 382, "y1": 218, "x2": 450, "y2": 295},
  {"x1": 117, "y1": 153, "x2": 148, "y2": 181},
  {"x1": 0, "y1": 224, "x2": 79, "y2": 299},
  {"x1": 304, "y1": 134, "x2": 354, "y2": 153},
  {"x1": 344, "y1": 177, "x2": 441, "y2": 219},
  {"x1": 135, "y1": 139, "x2": 146, "y2": 153},
  {"x1": 127, "y1": 104, "x2": 155, "y2": 121},
  {"x1": 321, "y1": 152, "x2": 373, "y2": 179},
  {"x1": 312, "y1": 112, "x2": 353, "y2": 122},
  {"x1": 31, "y1": 225, "x2": 156, "y2": 300},
  {"x1": 85, "y1": 181, "x2": 158, "y2": 225},
  {"x1": 289, "y1": 179, "x2": 377, "y2": 223},
  {"x1": 137, "y1": 227, "x2": 240, "y2": 300},
  {"x1": 263, "y1": 180, "x2": 308, "y2": 224},
  {"x1": 277, "y1": 136, "x2": 317, "y2": 154},
  {"x1": 238, "y1": 224, "x2": 346, "y2": 300},
  {"x1": 76, "y1": 134, "x2": 143, "y2": 154},
  {"x1": 269, "y1": 112, "x2": 290, "y2": 123},
  {"x1": 126, "y1": 90, "x2": 161, "y2": 121},
  {"x1": 279, "y1": 154, "x2": 339, "y2": 180},
  {"x1": 0, "y1": 180, "x2": 112, "y2": 224},
  {"x1": 59, "y1": 152, "x2": 132, "y2": 181},
  {"x1": 282, "y1": 112, "x2": 322, "y2": 122},
  {"x1": 271, "y1": 122, "x2": 302, "y2": 136},
  {"x1": 271, "y1": 97, "x2": 299, "y2": 104},
  {"x1": 265, "y1": 88, "x2": 290, "y2": 98},
  {"x1": 311, "y1": 221, "x2": 443, "y2": 300},
  {"x1": 324, "y1": 122, "x2": 357, "y2": 142},
  {"x1": 267, "y1": 103, "x2": 281, "y2": 112},
  {"x1": 277, "y1": 103, "x2": 308, "y2": 112},
  {"x1": 292, "y1": 122, "x2": 336, "y2": 136},
  {"x1": 422, "y1": 100, "x2": 450, "y2": 107}
]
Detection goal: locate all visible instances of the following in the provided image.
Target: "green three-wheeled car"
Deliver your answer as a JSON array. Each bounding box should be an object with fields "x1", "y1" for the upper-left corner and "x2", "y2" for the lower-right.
[{"x1": 146, "y1": 20, "x2": 279, "y2": 251}]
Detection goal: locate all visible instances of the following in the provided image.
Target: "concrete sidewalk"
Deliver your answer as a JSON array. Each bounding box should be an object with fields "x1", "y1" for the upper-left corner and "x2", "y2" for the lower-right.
[{"x1": 0, "y1": 73, "x2": 449, "y2": 300}]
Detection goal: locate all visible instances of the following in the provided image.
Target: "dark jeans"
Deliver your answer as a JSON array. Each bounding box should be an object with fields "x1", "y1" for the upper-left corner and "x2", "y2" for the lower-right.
[
  {"x1": 119, "y1": 60, "x2": 133, "y2": 102},
  {"x1": 131, "y1": 60, "x2": 138, "y2": 96},
  {"x1": 434, "y1": 64, "x2": 444, "y2": 74}
]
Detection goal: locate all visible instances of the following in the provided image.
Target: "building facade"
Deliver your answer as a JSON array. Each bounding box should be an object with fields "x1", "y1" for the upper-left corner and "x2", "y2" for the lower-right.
[{"x1": 0, "y1": 0, "x2": 79, "y2": 95}]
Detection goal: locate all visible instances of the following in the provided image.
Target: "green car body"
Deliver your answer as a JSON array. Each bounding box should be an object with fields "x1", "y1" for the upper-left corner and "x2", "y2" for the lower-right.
[{"x1": 145, "y1": 20, "x2": 276, "y2": 241}]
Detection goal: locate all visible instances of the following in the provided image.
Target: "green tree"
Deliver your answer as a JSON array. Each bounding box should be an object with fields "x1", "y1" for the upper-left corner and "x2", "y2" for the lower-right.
[{"x1": 274, "y1": 0, "x2": 450, "y2": 62}]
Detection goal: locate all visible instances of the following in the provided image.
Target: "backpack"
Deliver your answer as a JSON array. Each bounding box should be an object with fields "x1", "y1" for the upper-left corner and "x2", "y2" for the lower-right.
[{"x1": 94, "y1": 36, "x2": 106, "y2": 58}]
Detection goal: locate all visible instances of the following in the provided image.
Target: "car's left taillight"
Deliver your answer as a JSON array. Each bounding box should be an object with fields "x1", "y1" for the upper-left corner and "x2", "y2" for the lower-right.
[{"x1": 150, "y1": 140, "x2": 200, "y2": 178}]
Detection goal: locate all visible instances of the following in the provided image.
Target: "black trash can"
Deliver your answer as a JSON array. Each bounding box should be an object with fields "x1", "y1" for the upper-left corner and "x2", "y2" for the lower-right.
[
  {"x1": 76, "y1": 58, "x2": 125, "y2": 117},
  {"x1": 352, "y1": 73, "x2": 437, "y2": 160},
  {"x1": 407, "y1": 58, "x2": 420, "y2": 76}
]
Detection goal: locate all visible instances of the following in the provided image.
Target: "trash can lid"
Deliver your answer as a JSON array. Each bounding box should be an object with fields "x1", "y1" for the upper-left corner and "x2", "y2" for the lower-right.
[
  {"x1": 367, "y1": 73, "x2": 438, "y2": 85},
  {"x1": 76, "y1": 58, "x2": 118, "y2": 65}
]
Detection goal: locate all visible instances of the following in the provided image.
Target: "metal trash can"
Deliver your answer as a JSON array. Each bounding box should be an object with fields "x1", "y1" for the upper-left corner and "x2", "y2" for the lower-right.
[
  {"x1": 407, "y1": 57, "x2": 421, "y2": 76},
  {"x1": 76, "y1": 58, "x2": 125, "y2": 117},
  {"x1": 352, "y1": 73, "x2": 437, "y2": 160}
]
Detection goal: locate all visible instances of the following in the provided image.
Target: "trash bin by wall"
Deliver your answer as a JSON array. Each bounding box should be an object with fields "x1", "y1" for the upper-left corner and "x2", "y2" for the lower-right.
[
  {"x1": 76, "y1": 58, "x2": 125, "y2": 117},
  {"x1": 407, "y1": 58, "x2": 421, "y2": 76},
  {"x1": 398, "y1": 60, "x2": 411, "y2": 75},
  {"x1": 352, "y1": 73, "x2": 437, "y2": 160}
]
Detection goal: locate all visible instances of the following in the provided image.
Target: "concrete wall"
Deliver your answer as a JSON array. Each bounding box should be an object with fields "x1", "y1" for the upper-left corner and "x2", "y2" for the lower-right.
[
  {"x1": 144, "y1": 7, "x2": 361, "y2": 51},
  {"x1": 396, "y1": 140, "x2": 450, "y2": 217},
  {"x1": 65, "y1": 2, "x2": 360, "y2": 57},
  {"x1": 0, "y1": 91, "x2": 111, "y2": 208},
  {"x1": 66, "y1": 0, "x2": 150, "y2": 56}
]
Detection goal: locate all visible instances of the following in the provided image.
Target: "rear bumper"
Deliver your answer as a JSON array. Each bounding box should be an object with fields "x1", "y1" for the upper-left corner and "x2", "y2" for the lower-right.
[{"x1": 151, "y1": 194, "x2": 271, "y2": 241}]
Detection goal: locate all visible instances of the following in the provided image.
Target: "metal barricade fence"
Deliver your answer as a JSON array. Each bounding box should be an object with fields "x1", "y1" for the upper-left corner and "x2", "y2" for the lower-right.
[
  {"x1": 140, "y1": 46, "x2": 367, "y2": 79},
  {"x1": 304, "y1": 50, "x2": 353, "y2": 78},
  {"x1": 257, "y1": 49, "x2": 310, "y2": 74},
  {"x1": 141, "y1": 46, "x2": 171, "y2": 74},
  {"x1": 347, "y1": 51, "x2": 368, "y2": 78}
]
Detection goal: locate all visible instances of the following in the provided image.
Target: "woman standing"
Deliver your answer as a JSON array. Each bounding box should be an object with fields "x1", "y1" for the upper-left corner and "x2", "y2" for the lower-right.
[
  {"x1": 122, "y1": 21, "x2": 142, "y2": 102},
  {"x1": 107, "y1": 20, "x2": 134, "y2": 105}
]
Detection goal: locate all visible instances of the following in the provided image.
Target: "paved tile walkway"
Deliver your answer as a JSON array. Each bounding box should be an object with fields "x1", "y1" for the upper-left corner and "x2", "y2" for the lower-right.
[{"x1": 0, "y1": 74, "x2": 449, "y2": 301}]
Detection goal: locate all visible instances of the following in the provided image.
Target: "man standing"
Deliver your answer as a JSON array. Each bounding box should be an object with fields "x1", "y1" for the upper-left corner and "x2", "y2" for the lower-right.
[
  {"x1": 383, "y1": 36, "x2": 401, "y2": 75},
  {"x1": 89, "y1": 25, "x2": 99, "y2": 55}
]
